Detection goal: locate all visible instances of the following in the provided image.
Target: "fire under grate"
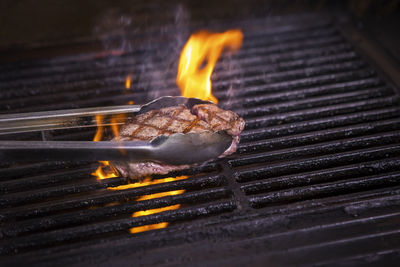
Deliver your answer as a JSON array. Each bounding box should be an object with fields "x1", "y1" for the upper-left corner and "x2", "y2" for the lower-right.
[{"x1": 1, "y1": 14, "x2": 400, "y2": 266}]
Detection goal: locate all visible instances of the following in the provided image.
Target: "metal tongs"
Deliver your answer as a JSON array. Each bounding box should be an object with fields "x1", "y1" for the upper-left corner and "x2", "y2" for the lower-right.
[{"x1": 0, "y1": 96, "x2": 232, "y2": 165}]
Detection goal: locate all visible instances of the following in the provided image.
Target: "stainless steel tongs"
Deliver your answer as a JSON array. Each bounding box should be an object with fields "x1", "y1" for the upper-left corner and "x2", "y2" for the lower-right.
[{"x1": 0, "y1": 96, "x2": 233, "y2": 164}]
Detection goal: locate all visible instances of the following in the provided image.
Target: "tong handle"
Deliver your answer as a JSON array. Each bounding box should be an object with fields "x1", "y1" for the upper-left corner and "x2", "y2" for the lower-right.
[
  {"x1": 0, "y1": 96, "x2": 213, "y2": 136},
  {"x1": 0, "y1": 105, "x2": 141, "y2": 135},
  {"x1": 0, "y1": 131, "x2": 232, "y2": 165},
  {"x1": 0, "y1": 140, "x2": 151, "y2": 162}
]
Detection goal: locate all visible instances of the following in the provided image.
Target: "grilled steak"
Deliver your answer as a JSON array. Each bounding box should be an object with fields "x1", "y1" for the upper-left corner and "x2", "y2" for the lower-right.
[{"x1": 112, "y1": 103, "x2": 245, "y2": 179}]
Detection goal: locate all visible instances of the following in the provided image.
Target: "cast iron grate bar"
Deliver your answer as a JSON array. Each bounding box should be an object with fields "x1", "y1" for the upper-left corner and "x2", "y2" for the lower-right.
[
  {"x1": 0, "y1": 200, "x2": 237, "y2": 255},
  {"x1": 2, "y1": 187, "x2": 232, "y2": 238},
  {"x1": 1, "y1": 174, "x2": 226, "y2": 220},
  {"x1": 240, "y1": 157, "x2": 400, "y2": 194},
  {"x1": 249, "y1": 172, "x2": 400, "y2": 208},
  {"x1": 236, "y1": 115, "x2": 400, "y2": 155}
]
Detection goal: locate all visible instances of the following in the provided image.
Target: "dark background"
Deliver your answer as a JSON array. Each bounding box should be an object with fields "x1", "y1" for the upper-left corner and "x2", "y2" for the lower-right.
[{"x1": 0, "y1": 0, "x2": 399, "y2": 52}]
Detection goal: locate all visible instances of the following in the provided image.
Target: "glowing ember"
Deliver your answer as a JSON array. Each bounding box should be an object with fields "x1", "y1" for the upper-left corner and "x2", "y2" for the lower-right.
[{"x1": 177, "y1": 29, "x2": 243, "y2": 103}]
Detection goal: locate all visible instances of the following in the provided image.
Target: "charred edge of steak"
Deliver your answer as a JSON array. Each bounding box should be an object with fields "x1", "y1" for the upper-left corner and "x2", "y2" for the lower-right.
[{"x1": 112, "y1": 103, "x2": 245, "y2": 180}]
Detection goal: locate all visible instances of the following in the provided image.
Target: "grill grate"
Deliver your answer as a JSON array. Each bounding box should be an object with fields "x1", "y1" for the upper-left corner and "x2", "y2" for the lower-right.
[{"x1": 1, "y1": 15, "x2": 400, "y2": 265}]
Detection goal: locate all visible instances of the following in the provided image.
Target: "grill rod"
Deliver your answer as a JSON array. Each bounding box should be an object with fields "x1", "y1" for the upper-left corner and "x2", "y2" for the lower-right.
[{"x1": 0, "y1": 96, "x2": 211, "y2": 135}]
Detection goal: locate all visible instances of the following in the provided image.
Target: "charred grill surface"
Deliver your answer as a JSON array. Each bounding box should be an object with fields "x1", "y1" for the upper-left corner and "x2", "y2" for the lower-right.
[{"x1": 1, "y1": 15, "x2": 400, "y2": 266}]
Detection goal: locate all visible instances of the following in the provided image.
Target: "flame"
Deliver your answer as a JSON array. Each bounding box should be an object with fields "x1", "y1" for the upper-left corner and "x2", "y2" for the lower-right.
[
  {"x1": 91, "y1": 114, "x2": 120, "y2": 179},
  {"x1": 92, "y1": 161, "x2": 118, "y2": 180},
  {"x1": 107, "y1": 176, "x2": 187, "y2": 190},
  {"x1": 125, "y1": 75, "x2": 132, "y2": 89},
  {"x1": 110, "y1": 114, "x2": 126, "y2": 141},
  {"x1": 91, "y1": 100, "x2": 128, "y2": 178},
  {"x1": 129, "y1": 205, "x2": 180, "y2": 234},
  {"x1": 177, "y1": 29, "x2": 243, "y2": 103},
  {"x1": 107, "y1": 176, "x2": 188, "y2": 233},
  {"x1": 92, "y1": 28, "x2": 243, "y2": 233},
  {"x1": 93, "y1": 115, "x2": 105, "y2": 142}
]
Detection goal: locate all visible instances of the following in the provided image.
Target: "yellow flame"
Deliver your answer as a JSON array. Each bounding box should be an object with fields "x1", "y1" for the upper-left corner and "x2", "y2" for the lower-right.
[
  {"x1": 107, "y1": 176, "x2": 188, "y2": 233},
  {"x1": 129, "y1": 204, "x2": 181, "y2": 234},
  {"x1": 93, "y1": 115, "x2": 104, "y2": 142},
  {"x1": 107, "y1": 176, "x2": 187, "y2": 190},
  {"x1": 92, "y1": 161, "x2": 118, "y2": 180},
  {"x1": 125, "y1": 75, "x2": 131, "y2": 89},
  {"x1": 91, "y1": 106, "x2": 128, "y2": 178},
  {"x1": 91, "y1": 115, "x2": 120, "y2": 179},
  {"x1": 92, "y1": 28, "x2": 243, "y2": 233},
  {"x1": 177, "y1": 29, "x2": 243, "y2": 103}
]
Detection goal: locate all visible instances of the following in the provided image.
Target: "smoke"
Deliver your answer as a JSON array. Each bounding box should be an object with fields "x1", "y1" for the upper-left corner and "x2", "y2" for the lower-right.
[
  {"x1": 93, "y1": 4, "x2": 242, "y2": 110},
  {"x1": 94, "y1": 9, "x2": 133, "y2": 56},
  {"x1": 139, "y1": 4, "x2": 191, "y2": 100},
  {"x1": 93, "y1": 5, "x2": 192, "y2": 101},
  {"x1": 93, "y1": 8, "x2": 135, "y2": 99},
  {"x1": 218, "y1": 52, "x2": 243, "y2": 110}
]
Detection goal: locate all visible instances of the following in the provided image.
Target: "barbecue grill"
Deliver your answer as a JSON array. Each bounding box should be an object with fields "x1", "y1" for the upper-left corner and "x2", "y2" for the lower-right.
[{"x1": 1, "y1": 9, "x2": 400, "y2": 266}]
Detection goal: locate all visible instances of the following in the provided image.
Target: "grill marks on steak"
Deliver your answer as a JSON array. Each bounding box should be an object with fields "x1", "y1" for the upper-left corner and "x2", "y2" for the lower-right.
[
  {"x1": 113, "y1": 104, "x2": 245, "y2": 179},
  {"x1": 192, "y1": 104, "x2": 244, "y2": 136},
  {"x1": 118, "y1": 105, "x2": 210, "y2": 141}
]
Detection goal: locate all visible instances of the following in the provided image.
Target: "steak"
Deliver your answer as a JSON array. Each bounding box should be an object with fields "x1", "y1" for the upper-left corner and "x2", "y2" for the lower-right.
[{"x1": 112, "y1": 103, "x2": 245, "y2": 179}]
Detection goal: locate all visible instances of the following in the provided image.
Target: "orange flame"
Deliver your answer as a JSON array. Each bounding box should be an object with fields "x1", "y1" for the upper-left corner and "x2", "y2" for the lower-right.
[
  {"x1": 91, "y1": 115, "x2": 120, "y2": 179},
  {"x1": 92, "y1": 161, "x2": 118, "y2": 180},
  {"x1": 125, "y1": 75, "x2": 132, "y2": 90},
  {"x1": 93, "y1": 115, "x2": 105, "y2": 142},
  {"x1": 110, "y1": 114, "x2": 126, "y2": 140},
  {"x1": 107, "y1": 176, "x2": 188, "y2": 233},
  {"x1": 177, "y1": 29, "x2": 243, "y2": 103},
  {"x1": 129, "y1": 205, "x2": 180, "y2": 234},
  {"x1": 107, "y1": 176, "x2": 187, "y2": 191},
  {"x1": 91, "y1": 81, "x2": 130, "y2": 179},
  {"x1": 93, "y1": 28, "x2": 243, "y2": 233}
]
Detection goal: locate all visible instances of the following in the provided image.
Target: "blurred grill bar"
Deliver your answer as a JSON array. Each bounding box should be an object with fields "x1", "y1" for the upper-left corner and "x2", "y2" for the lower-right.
[
  {"x1": 0, "y1": 200, "x2": 236, "y2": 255},
  {"x1": 1, "y1": 174, "x2": 225, "y2": 217}
]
